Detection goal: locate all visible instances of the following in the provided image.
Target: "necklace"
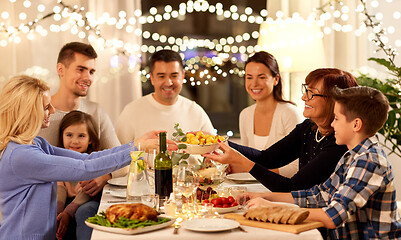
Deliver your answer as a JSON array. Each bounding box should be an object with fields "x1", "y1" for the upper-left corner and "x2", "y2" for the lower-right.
[{"x1": 315, "y1": 130, "x2": 325, "y2": 143}]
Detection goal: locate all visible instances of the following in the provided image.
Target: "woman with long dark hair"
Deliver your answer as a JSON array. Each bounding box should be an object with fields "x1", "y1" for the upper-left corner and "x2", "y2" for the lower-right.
[{"x1": 240, "y1": 51, "x2": 302, "y2": 177}]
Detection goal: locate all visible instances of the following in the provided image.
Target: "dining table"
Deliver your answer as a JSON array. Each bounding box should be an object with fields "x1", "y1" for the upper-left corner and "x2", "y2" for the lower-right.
[{"x1": 89, "y1": 175, "x2": 323, "y2": 240}]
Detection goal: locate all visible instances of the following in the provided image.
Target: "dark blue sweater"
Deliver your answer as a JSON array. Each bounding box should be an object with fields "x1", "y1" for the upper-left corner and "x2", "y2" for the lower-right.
[{"x1": 229, "y1": 119, "x2": 348, "y2": 192}]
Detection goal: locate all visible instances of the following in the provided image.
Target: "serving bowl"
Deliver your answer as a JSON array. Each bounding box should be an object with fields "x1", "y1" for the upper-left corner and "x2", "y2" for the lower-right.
[{"x1": 179, "y1": 136, "x2": 228, "y2": 155}]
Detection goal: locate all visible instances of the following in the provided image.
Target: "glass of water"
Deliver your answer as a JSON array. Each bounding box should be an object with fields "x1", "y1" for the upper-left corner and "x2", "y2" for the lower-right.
[
  {"x1": 141, "y1": 194, "x2": 160, "y2": 211},
  {"x1": 229, "y1": 186, "x2": 247, "y2": 209}
]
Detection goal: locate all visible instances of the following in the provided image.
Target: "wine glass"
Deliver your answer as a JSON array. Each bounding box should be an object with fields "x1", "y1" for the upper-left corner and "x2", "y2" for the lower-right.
[
  {"x1": 174, "y1": 165, "x2": 199, "y2": 213},
  {"x1": 146, "y1": 148, "x2": 157, "y2": 193},
  {"x1": 229, "y1": 186, "x2": 247, "y2": 210}
]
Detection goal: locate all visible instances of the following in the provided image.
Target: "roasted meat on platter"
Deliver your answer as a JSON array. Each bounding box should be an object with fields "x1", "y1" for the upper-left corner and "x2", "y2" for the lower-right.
[{"x1": 105, "y1": 203, "x2": 158, "y2": 223}]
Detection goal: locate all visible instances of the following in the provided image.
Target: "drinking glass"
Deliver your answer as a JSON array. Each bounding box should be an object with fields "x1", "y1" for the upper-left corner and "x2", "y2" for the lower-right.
[
  {"x1": 174, "y1": 165, "x2": 199, "y2": 214},
  {"x1": 196, "y1": 203, "x2": 220, "y2": 218},
  {"x1": 229, "y1": 186, "x2": 247, "y2": 209},
  {"x1": 175, "y1": 165, "x2": 199, "y2": 198},
  {"x1": 141, "y1": 194, "x2": 160, "y2": 210},
  {"x1": 146, "y1": 148, "x2": 157, "y2": 193},
  {"x1": 127, "y1": 142, "x2": 152, "y2": 202}
]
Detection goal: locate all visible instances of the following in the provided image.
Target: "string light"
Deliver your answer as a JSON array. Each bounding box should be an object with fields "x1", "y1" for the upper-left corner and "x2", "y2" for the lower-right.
[{"x1": 0, "y1": 0, "x2": 399, "y2": 87}]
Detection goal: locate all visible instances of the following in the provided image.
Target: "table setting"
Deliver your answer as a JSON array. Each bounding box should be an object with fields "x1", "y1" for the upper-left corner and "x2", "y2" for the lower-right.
[{"x1": 88, "y1": 129, "x2": 324, "y2": 240}]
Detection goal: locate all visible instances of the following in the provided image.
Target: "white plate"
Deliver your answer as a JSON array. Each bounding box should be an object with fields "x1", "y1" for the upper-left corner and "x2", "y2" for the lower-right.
[
  {"x1": 226, "y1": 173, "x2": 257, "y2": 182},
  {"x1": 110, "y1": 189, "x2": 127, "y2": 198},
  {"x1": 107, "y1": 177, "x2": 128, "y2": 186},
  {"x1": 213, "y1": 205, "x2": 239, "y2": 214},
  {"x1": 85, "y1": 217, "x2": 175, "y2": 235},
  {"x1": 182, "y1": 218, "x2": 239, "y2": 232}
]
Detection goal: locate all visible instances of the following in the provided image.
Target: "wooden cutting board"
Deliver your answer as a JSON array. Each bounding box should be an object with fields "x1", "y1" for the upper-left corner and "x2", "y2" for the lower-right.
[{"x1": 224, "y1": 213, "x2": 324, "y2": 234}]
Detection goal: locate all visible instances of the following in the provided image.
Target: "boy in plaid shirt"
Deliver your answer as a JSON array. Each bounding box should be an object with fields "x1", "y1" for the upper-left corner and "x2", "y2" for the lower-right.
[{"x1": 246, "y1": 86, "x2": 401, "y2": 239}]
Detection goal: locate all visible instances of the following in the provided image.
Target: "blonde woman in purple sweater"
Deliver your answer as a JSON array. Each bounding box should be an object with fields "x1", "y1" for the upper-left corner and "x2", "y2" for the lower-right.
[{"x1": 0, "y1": 75, "x2": 166, "y2": 240}]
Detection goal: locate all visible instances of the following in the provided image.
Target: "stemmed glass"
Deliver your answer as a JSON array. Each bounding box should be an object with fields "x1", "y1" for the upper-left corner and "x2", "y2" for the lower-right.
[
  {"x1": 229, "y1": 186, "x2": 248, "y2": 210},
  {"x1": 174, "y1": 165, "x2": 199, "y2": 214}
]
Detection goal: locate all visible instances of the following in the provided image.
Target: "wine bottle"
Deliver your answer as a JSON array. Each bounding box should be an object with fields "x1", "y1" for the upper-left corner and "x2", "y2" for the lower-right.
[{"x1": 154, "y1": 132, "x2": 173, "y2": 199}]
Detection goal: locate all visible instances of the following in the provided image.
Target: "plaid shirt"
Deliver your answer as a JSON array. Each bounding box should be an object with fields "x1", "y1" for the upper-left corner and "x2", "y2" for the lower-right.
[{"x1": 292, "y1": 135, "x2": 401, "y2": 239}]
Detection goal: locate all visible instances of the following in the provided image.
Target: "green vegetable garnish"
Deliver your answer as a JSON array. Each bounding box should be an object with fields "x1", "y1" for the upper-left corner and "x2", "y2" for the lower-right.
[{"x1": 86, "y1": 212, "x2": 171, "y2": 229}]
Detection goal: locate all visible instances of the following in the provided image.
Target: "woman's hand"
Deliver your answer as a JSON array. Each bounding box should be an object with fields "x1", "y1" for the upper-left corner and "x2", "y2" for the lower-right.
[
  {"x1": 202, "y1": 141, "x2": 255, "y2": 173},
  {"x1": 56, "y1": 211, "x2": 71, "y2": 240}
]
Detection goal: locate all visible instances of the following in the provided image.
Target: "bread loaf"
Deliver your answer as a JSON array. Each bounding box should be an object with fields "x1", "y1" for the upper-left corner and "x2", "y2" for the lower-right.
[{"x1": 243, "y1": 204, "x2": 309, "y2": 225}]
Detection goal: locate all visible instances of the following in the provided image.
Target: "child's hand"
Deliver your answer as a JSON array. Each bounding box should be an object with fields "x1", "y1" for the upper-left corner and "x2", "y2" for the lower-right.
[
  {"x1": 56, "y1": 211, "x2": 71, "y2": 240},
  {"x1": 235, "y1": 192, "x2": 269, "y2": 206},
  {"x1": 80, "y1": 174, "x2": 110, "y2": 196},
  {"x1": 246, "y1": 197, "x2": 272, "y2": 208}
]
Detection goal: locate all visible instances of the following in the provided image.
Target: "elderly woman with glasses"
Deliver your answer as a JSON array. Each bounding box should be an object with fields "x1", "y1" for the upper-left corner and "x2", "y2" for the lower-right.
[{"x1": 204, "y1": 68, "x2": 358, "y2": 192}]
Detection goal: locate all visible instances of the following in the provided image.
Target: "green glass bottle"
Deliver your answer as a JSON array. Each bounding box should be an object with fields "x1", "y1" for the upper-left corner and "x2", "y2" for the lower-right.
[{"x1": 154, "y1": 132, "x2": 172, "y2": 199}]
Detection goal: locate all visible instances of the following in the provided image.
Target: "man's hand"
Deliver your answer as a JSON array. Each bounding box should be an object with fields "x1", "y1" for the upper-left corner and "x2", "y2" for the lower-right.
[
  {"x1": 203, "y1": 142, "x2": 255, "y2": 173},
  {"x1": 79, "y1": 174, "x2": 111, "y2": 196},
  {"x1": 134, "y1": 130, "x2": 178, "y2": 152},
  {"x1": 56, "y1": 211, "x2": 71, "y2": 240}
]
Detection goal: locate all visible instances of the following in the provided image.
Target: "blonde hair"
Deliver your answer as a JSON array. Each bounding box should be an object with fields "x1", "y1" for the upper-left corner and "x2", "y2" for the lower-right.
[{"x1": 0, "y1": 75, "x2": 50, "y2": 150}]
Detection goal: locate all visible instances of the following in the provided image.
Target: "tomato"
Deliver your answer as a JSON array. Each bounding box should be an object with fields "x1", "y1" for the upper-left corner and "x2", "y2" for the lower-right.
[
  {"x1": 203, "y1": 199, "x2": 209, "y2": 204},
  {"x1": 222, "y1": 204, "x2": 230, "y2": 208},
  {"x1": 211, "y1": 197, "x2": 222, "y2": 206},
  {"x1": 230, "y1": 202, "x2": 238, "y2": 207},
  {"x1": 215, "y1": 204, "x2": 223, "y2": 208},
  {"x1": 227, "y1": 196, "x2": 235, "y2": 204},
  {"x1": 221, "y1": 197, "x2": 230, "y2": 205}
]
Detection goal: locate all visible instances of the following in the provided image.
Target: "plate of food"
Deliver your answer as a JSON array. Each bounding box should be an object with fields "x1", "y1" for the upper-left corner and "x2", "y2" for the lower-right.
[
  {"x1": 213, "y1": 205, "x2": 240, "y2": 214},
  {"x1": 226, "y1": 173, "x2": 257, "y2": 183},
  {"x1": 85, "y1": 203, "x2": 174, "y2": 235},
  {"x1": 182, "y1": 218, "x2": 239, "y2": 232},
  {"x1": 177, "y1": 131, "x2": 228, "y2": 155},
  {"x1": 107, "y1": 176, "x2": 128, "y2": 187}
]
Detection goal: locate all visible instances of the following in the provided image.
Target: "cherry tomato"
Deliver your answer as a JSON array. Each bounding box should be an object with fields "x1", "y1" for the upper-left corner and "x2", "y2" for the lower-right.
[
  {"x1": 221, "y1": 197, "x2": 230, "y2": 205},
  {"x1": 222, "y1": 204, "x2": 230, "y2": 208},
  {"x1": 230, "y1": 202, "x2": 238, "y2": 207},
  {"x1": 203, "y1": 199, "x2": 209, "y2": 204},
  {"x1": 227, "y1": 196, "x2": 235, "y2": 204},
  {"x1": 211, "y1": 197, "x2": 222, "y2": 206}
]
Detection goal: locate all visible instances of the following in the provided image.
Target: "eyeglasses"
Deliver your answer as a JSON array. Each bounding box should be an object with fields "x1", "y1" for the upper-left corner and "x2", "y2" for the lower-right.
[{"x1": 301, "y1": 84, "x2": 327, "y2": 100}]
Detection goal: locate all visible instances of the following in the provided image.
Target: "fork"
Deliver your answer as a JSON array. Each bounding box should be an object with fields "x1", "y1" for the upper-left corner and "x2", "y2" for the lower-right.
[
  {"x1": 173, "y1": 218, "x2": 183, "y2": 234},
  {"x1": 173, "y1": 224, "x2": 180, "y2": 234}
]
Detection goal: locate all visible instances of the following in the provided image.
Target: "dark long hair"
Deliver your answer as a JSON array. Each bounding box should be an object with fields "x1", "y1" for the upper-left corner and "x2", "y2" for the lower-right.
[
  {"x1": 58, "y1": 110, "x2": 100, "y2": 153},
  {"x1": 245, "y1": 51, "x2": 294, "y2": 105},
  {"x1": 305, "y1": 68, "x2": 358, "y2": 134}
]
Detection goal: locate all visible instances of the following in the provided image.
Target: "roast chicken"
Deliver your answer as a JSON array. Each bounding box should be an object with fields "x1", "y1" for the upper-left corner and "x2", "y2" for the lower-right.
[
  {"x1": 244, "y1": 205, "x2": 309, "y2": 225},
  {"x1": 105, "y1": 203, "x2": 158, "y2": 223}
]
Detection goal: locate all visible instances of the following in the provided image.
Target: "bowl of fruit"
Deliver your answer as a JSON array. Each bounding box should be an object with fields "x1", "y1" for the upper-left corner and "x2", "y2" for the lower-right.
[{"x1": 179, "y1": 131, "x2": 228, "y2": 155}]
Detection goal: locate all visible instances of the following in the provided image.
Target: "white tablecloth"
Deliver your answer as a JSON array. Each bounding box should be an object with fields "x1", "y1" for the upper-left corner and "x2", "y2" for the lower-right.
[{"x1": 90, "y1": 180, "x2": 323, "y2": 240}]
